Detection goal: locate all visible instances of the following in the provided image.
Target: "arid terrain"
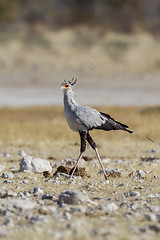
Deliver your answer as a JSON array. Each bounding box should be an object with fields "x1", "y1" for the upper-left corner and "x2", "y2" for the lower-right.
[
  {"x1": 0, "y1": 106, "x2": 160, "y2": 240},
  {"x1": 0, "y1": 26, "x2": 160, "y2": 239}
]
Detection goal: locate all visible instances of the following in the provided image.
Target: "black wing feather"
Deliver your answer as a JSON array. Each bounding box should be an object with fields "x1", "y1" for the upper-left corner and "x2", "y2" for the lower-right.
[{"x1": 95, "y1": 112, "x2": 134, "y2": 134}]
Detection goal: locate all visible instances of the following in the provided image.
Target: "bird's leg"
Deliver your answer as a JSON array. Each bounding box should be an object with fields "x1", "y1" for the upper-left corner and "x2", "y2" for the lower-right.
[
  {"x1": 70, "y1": 131, "x2": 87, "y2": 178},
  {"x1": 87, "y1": 133, "x2": 108, "y2": 180}
]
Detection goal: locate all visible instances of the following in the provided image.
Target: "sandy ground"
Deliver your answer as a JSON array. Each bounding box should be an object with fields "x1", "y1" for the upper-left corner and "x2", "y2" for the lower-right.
[
  {"x1": 0, "y1": 106, "x2": 160, "y2": 240},
  {"x1": 0, "y1": 28, "x2": 160, "y2": 239}
]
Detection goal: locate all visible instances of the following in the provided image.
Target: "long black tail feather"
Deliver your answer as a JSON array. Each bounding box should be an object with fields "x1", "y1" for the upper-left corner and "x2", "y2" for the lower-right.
[{"x1": 95, "y1": 112, "x2": 134, "y2": 134}]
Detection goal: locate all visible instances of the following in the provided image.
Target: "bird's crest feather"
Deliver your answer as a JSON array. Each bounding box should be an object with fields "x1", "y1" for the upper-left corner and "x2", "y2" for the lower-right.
[
  {"x1": 69, "y1": 78, "x2": 77, "y2": 86},
  {"x1": 61, "y1": 78, "x2": 77, "y2": 86}
]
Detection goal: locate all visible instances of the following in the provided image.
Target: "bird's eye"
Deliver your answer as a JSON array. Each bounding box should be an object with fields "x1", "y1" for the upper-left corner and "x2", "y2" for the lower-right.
[{"x1": 65, "y1": 84, "x2": 69, "y2": 88}]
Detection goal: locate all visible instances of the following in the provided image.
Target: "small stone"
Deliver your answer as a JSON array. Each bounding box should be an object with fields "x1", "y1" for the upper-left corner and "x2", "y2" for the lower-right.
[
  {"x1": 33, "y1": 187, "x2": 44, "y2": 195},
  {"x1": 2, "y1": 218, "x2": 14, "y2": 227},
  {"x1": 2, "y1": 153, "x2": 11, "y2": 157},
  {"x1": 63, "y1": 212, "x2": 71, "y2": 220},
  {"x1": 1, "y1": 172, "x2": 14, "y2": 179},
  {"x1": 147, "y1": 194, "x2": 159, "y2": 199},
  {"x1": 129, "y1": 191, "x2": 140, "y2": 197},
  {"x1": 0, "y1": 199, "x2": 38, "y2": 212},
  {"x1": 125, "y1": 212, "x2": 133, "y2": 220},
  {"x1": 118, "y1": 183, "x2": 128, "y2": 187},
  {"x1": 0, "y1": 186, "x2": 17, "y2": 198},
  {"x1": 145, "y1": 213, "x2": 157, "y2": 222},
  {"x1": 70, "y1": 206, "x2": 86, "y2": 213},
  {"x1": 149, "y1": 224, "x2": 160, "y2": 233},
  {"x1": 20, "y1": 180, "x2": 29, "y2": 184},
  {"x1": 102, "y1": 158, "x2": 111, "y2": 164},
  {"x1": 3, "y1": 180, "x2": 14, "y2": 183},
  {"x1": 136, "y1": 170, "x2": 145, "y2": 178},
  {"x1": 130, "y1": 203, "x2": 140, "y2": 211},
  {"x1": 10, "y1": 166, "x2": 17, "y2": 171},
  {"x1": 148, "y1": 205, "x2": 160, "y2": 213},
  {"x1": 58, "y1": 190, "x2": 89, "y2": 205},
  {"x1": 17, "y1": 192, "x2": 26, "y2": 199},
  {"x1": 20, "y1": 155, "x2": 52, "y2": 173},
  {"x1": 18, "y1": 150, "x2": 27, "y2": 157},
  {"x1": 156, "y1": 214, "x2": 160, "y2": 222},
  {"x1": 30, "y1": 215, "x2": 48, "y2": 223},
  {"x1": 100, "y1": 202, "x2": 118, "y2": 214},
  {"x1": 42, "y1": 193, "x2": 54, "y2": 200},
  {"x1": 0, "y1": 165, "x2": 5, "y2": 172},
  {"x1": 44, "y1": 179, "x2": 53, "y2": 183}
]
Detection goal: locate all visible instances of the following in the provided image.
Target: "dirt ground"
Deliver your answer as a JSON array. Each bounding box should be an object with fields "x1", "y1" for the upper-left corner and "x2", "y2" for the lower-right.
[
  {"x1": 0, "y1": 26, "x2": 160, "y2": 239},
  {"x1": 0, "y1": 106, "x2": 160, "y2": 240}
]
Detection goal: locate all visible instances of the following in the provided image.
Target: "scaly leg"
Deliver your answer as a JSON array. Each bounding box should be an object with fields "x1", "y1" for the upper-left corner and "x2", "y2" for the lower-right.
[
  {"x1": 70, "y1": 152, "x2": 84, "y2": 178},
  {"x1": 95, "y1": 147, "x2": 108, "y2": 180},
  {"x1": 87, "y1": 132, "x2": 108, "y2": 180},
  {"x1": 70, "y1": 131, "x2": 87, "y2": 178}
]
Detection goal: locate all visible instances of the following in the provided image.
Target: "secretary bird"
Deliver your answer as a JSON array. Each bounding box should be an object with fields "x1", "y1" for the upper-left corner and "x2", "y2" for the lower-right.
[{"x1": 61, "y1": 78, "x2": 134, "y2": 179}]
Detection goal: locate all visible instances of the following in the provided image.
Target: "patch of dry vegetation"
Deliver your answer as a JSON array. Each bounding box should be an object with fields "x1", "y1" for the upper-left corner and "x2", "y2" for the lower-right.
[
  {"x1": 0, "y1": 105, "x2": 159, "y2": 159},
  {"x1": 0, "y1": 27, "x2": 160, "y2": 85}
]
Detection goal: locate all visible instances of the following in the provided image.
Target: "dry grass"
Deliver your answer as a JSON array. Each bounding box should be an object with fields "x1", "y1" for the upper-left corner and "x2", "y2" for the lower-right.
[
  {"x1": 0, "y1": 105, "x2": 159, "y2": 158},
  {"x1": 0, "y1": 27, "x2": 160, "y2": 89}
]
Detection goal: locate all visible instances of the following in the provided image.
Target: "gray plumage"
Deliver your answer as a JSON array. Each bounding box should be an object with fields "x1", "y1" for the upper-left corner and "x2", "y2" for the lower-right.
[
  {"x1": 61, "y1": 79, "x2": 133, "y2": 134},
  {"x1": 61, "y1": 78, "x2": 133, "y2": 179}
]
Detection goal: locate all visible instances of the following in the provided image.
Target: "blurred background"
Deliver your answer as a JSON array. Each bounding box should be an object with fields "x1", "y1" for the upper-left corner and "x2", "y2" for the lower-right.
[{"x1": 0, "y1": 0, "x2": 160, "y2": 106}]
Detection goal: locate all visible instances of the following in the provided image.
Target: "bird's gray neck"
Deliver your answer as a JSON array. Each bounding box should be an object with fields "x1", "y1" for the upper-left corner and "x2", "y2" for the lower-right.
[{"x1": 63, "y1": 90, "x2": 77, "y2": 107}]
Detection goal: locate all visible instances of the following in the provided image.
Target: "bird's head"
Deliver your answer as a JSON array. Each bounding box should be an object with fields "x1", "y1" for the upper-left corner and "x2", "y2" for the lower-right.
[{"x1": 61, "y1": 78, "x2": 77, "y2": 91}]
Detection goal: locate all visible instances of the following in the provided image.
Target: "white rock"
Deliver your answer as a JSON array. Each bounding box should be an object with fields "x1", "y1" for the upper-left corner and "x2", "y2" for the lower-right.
[
  {"x1": 100, "y1": 202, "x2": 118, "y2": 214},
  {"x1": 58, "y1": 190, "x2": 89, "y2": 205},
  {"x1": 102, "y1": 158, "x2": 111, "y2": 164},
  {"x1": 1, "y1": 172, "x2": 14, "y2": 179},
  {"x1": 33, "y1": 187, "x2": 44, "y2": 195},
  {"x1": 0, "y1": 186, "x2": 17, "y2": 198},
  {"x1": 63, "y1": 212, "x2": 72, "y2": 220},
  {"x1": 145, "y1": 213, "x2": 157, "y2": 222},
  {"x1": 2, "y1": 153, "x2": 11, "y2": 157},
  {"x1": 18, "y1": 150, "x2": 27, "y2": 157},
  {"x1": 0, "y1": 165, "x2": 5, "y2": 172},
  {"x1": 20, "y1": 155, "x2": 52, "y2": 173},
  {"x1": 130, "y1": 203, "x2": 140, "y2": 211},
  {"x1": 136, "y1": 170, "x2": 145, "y2": 178},
  {"x1": 147, "y1": 194, "x2": 159, "y2": 199},
  {"x1": 0, "y1": 199, "x2": 38, "y2": 212},
  {"x1": 148, "y1": 205, "x2": 160, "y2": 213},
  {"x1": 2, "y1": 218, "x2": 14, "y2": 227}
]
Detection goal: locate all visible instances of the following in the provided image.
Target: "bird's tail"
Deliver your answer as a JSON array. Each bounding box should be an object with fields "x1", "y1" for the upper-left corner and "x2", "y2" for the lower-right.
[
  {"x1": 97, "y1": 112, "x2": 154, "y2": 142},
  {"x1": 133, "y1": 132, "x2": 154, "y2": 143},
  {"x1": 97, "y1": 112, "x2": 134, "y2": 133}
]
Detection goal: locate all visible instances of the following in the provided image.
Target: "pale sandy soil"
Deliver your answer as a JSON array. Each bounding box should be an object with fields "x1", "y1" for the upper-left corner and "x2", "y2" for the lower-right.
[
  {"x1": 0, "y1": 28, "x2": 160, "y2": 239},
  {"x1": 0, "y1": 106, "x2": 160, "y2": 240}
]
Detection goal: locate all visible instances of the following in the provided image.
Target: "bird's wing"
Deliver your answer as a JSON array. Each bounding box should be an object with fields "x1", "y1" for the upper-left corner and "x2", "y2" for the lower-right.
[
  {"x1": 96, "y1": 112, "x2": 133, "y2": 133},
  {"x1": 75, "y1": 106, "x2": 103, "y2": 130},
  {"x1": 75, "y1": 106, "x2": 133, "y2": 133}
]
